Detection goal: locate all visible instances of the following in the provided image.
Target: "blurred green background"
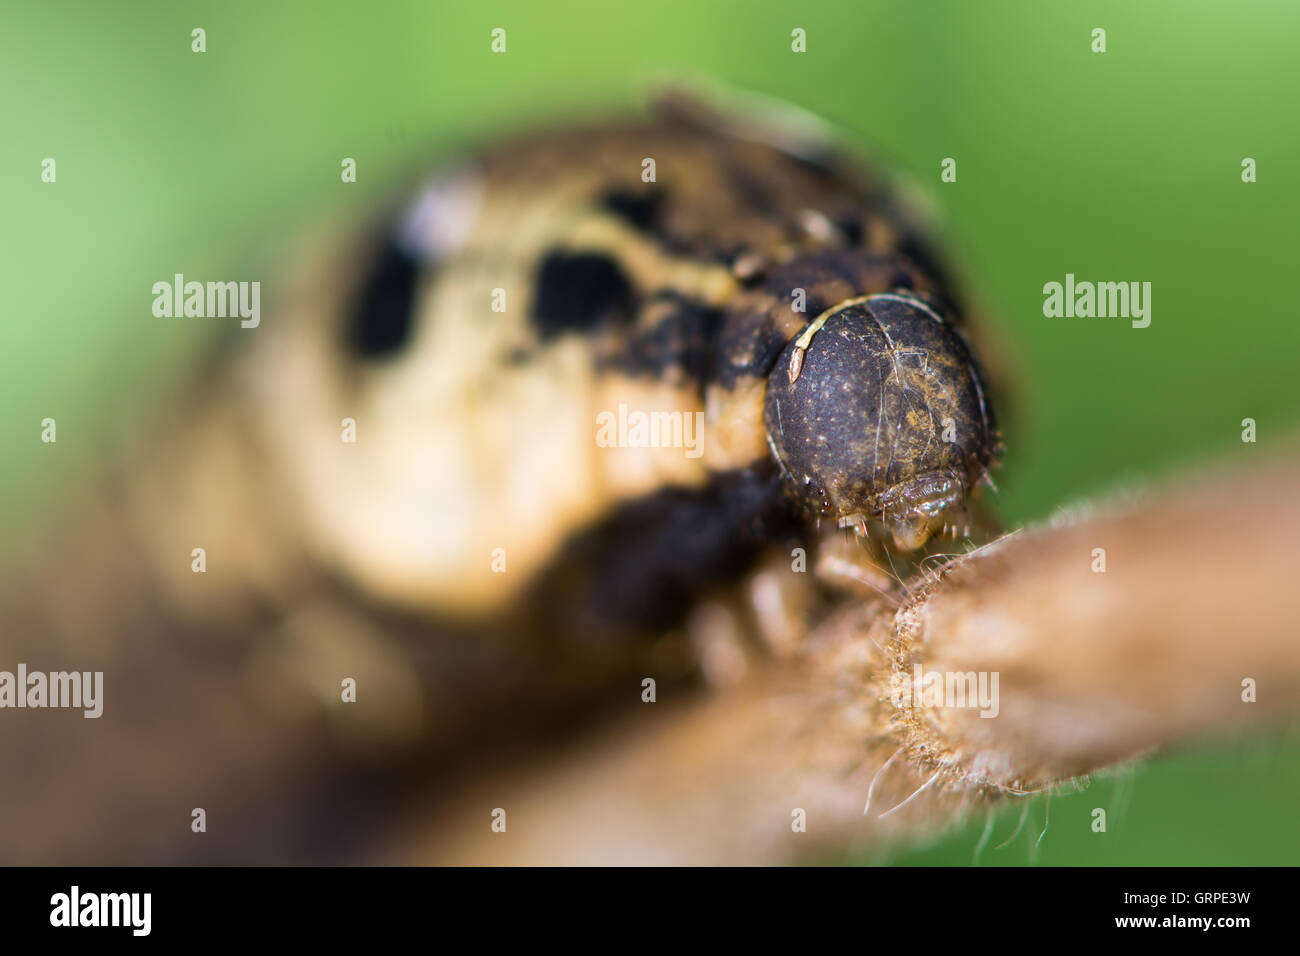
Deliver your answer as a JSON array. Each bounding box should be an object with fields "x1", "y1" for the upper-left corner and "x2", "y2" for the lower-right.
[{"x1": 2, "y1": 0, "x2": 1298, "y2": 864}]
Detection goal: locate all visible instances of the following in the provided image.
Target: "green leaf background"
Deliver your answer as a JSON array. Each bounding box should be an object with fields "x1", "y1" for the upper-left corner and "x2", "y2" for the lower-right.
[{"x1": 2, "y1": 0, "x2": 1298, "y2": 864}]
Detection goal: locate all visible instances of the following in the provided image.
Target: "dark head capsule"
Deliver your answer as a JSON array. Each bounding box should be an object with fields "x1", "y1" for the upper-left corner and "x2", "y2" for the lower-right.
[{"x1": 763, "y1": 292, "x2": 998, "y2": 550}]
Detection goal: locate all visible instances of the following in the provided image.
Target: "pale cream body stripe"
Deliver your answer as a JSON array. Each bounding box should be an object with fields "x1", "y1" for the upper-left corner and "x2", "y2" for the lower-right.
[{"x1": 247, "y1": 163, "x2": 764, "y2": 617}]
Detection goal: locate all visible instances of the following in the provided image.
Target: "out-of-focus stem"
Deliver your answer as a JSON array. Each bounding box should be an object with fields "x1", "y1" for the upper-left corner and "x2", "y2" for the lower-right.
[
  {"x1": 883, "y1": 452, "x2": 1300, "y2": 794},
  {"x1": 411, "y1": 452, "x2": 1300, "y2": 864}
]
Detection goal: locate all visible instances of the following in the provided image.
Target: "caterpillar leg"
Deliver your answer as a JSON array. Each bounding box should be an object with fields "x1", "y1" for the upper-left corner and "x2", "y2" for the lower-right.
[{"x1": 686, "y1": 547, "x2": 816, "y2": 686}]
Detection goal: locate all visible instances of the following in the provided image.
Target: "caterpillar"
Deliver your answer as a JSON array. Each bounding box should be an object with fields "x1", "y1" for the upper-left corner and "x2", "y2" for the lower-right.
[{"x1": 1, "y1": 92, "x2": 1010, "y2": 863}]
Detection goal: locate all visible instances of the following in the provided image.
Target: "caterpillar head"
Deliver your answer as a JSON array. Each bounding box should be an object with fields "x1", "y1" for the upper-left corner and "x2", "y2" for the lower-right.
[{"x1": 763, "y1": 292, "x2": 999, "y2": 551}]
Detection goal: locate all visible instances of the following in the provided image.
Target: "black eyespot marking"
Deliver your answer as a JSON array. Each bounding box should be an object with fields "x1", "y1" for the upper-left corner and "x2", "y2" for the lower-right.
[
  {"x1": 599, "y1": 187, "x2": 665, "y2": 232},
  {"x1": 344, "y1": 236, "x2": 421, "y2": 358},
  {"x1": 531, "y1": 251, "x2": 635, "y2": 339}
]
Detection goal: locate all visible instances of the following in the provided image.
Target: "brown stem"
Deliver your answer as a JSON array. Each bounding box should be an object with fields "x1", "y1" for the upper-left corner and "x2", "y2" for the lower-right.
[{"x1": 405, "y1": 451, "x2": 1300, "y2": 864}]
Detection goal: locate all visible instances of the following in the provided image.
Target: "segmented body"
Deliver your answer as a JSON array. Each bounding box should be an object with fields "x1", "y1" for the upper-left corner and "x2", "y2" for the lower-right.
[
  {"x1": 246, "y1": 106, "x2": 998, "y2": 647},
  {"x1": 0, "y1": 102, "x2": 1002, "y2": 862}
]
